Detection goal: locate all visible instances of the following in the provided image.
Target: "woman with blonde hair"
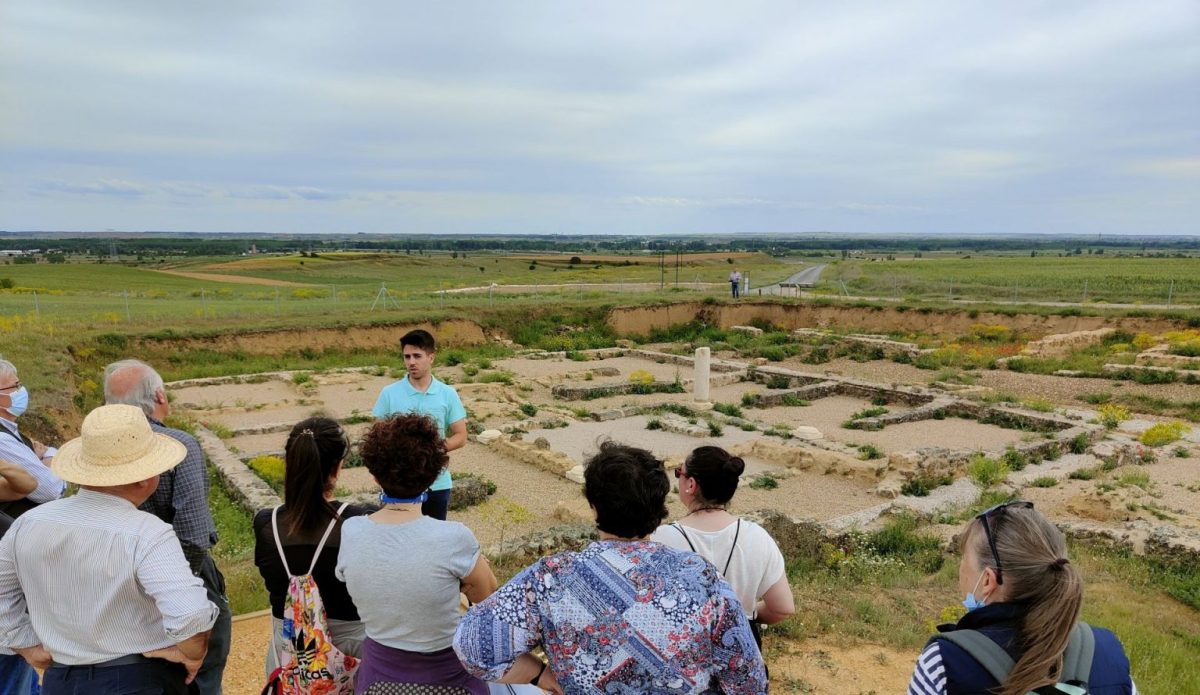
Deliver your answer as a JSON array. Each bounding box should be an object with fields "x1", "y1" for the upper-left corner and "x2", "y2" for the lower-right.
[{"x1": 907, "y1": 501, "x2": 1137, "y2": 695}]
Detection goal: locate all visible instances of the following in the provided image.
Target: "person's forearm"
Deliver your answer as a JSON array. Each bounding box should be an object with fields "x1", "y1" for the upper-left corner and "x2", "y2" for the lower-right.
[
  {"x1": 0, "y1": 462, "x2": 36, "y2": 498},
  {"x1": 445, "y1": 432, "x2": 467, "y2": 451},
  {"x1": 175, "y1": 630, "x2": 210, "y2": 662}
]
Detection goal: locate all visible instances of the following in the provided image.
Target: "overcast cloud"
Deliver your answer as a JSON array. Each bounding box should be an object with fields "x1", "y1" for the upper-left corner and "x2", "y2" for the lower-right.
[{"x1": 1, "y1": 1, "x2": 1196, "y2": 235}]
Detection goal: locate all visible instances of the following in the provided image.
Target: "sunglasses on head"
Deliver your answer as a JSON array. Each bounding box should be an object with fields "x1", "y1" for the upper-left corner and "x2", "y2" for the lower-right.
[
  {"x1": 673, "y1": 467, "x2": 686, "y2": 479},
  {"x1": 975, "y1": 500, "x2": 1034, "y2": 585}
]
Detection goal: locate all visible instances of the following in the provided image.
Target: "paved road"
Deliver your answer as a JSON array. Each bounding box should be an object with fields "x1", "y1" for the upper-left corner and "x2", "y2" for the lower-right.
[{"x1": 751, "y1": 264, "x2": 827, "y2": 296}]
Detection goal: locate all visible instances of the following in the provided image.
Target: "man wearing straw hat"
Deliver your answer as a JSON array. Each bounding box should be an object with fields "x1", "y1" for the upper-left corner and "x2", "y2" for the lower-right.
[
  {"x1": 0, "y1": 404, "x2": 218, "y2": 694},
  {"x1": 104, "y1": 359, "x2": 231, "y2": 694}
]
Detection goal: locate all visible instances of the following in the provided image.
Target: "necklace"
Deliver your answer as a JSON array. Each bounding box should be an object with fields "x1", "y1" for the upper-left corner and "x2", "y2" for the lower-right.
[{"x1": 685, "y1": 505, "x2": 728, "y2": 516}]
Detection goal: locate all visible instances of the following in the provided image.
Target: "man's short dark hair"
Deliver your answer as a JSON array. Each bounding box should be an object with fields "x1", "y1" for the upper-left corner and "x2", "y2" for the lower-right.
[
  {"x1": 400, "y1": 329, "x2": 436, "y2": 354},
  {"x1": 360, "y1": 414, "x2": 448, "y2": 497},
  {"x1": 583, "y1": 441, "x2": 669, "y2": 539}
]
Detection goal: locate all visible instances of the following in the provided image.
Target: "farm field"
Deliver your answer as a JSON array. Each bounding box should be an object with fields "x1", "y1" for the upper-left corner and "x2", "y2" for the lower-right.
[{"x1": 818, "y1": 256, "x2": 1200, "y2": 305}]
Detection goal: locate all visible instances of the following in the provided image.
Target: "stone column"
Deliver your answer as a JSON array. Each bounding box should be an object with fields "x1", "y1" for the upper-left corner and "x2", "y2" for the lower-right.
[{"x1": 694, "y1": 347, "x2": 711, "y2": 402}]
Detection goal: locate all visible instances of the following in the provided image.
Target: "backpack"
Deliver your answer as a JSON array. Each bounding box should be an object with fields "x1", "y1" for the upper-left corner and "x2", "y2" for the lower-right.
[
  {"x1": 938, "y1": 621, "x2": 1095, "y2": 695},
  {"x1": 262, "y1": 503, "x2": 359, "y2": 695}
]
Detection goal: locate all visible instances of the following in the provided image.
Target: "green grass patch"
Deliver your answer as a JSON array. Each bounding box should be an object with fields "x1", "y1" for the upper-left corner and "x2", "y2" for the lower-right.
[
  {"x1": 208, "y1": 467, "x2": 270, "y2": 615},
  {"x1": 967, "y1": 454, "x2": 1010, "y2": 487},
  {"x1": 712, "y1": 402, "x2": 743, "y2": 418},
  {"x1": 1028, "y1": 476, "x2": 1059, "y2": 488}
]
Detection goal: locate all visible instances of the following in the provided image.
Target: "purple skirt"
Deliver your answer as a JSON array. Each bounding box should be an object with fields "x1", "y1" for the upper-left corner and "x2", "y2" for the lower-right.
[{"x1": 355, "y1": 637, "x2": 489, "y2": 695}]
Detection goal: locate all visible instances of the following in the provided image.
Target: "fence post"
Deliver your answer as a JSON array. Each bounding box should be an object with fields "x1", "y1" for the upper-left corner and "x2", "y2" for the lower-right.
[{"x1": 33, "y1": 291, "x2": 39, "y2": 316}]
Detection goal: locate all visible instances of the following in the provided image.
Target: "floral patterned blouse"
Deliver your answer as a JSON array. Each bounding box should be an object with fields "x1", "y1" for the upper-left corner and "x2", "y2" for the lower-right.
[{"x1": 454, "y1": 540, "x2": 768, "y2": 694}]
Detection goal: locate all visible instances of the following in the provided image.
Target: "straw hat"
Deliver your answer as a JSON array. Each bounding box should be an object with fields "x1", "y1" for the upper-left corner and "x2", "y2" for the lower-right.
[{"x1": 53, "y1": 404, "x2": 187, "y2": 486}]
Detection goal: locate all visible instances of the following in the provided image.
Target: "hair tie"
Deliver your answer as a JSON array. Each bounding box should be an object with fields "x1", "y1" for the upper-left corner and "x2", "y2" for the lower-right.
[
  {"x1": 1053, "y1": 558, "x2": 1069, "y2": 567},
  {"x1": 300, "y1": 429, "x2": 315, "y2": 438}
]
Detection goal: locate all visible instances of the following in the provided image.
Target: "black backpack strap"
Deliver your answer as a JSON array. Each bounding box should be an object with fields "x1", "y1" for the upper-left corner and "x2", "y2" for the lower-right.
[
  {"x1": 937, "y1": 629, "x2": 1016, "y2": 685},
  {"x1": 671, "y1": 523, "x2": 696, "y2": 552},
  {"x1": 1061, "y1": 621, "x2": 1095, "y2": 685},
  {"x1": 722, "y1": 518, "x2": 741, "y2": 575},
  {"x1": 0, "y1": 426, "x2": 36, "y2": 455}
]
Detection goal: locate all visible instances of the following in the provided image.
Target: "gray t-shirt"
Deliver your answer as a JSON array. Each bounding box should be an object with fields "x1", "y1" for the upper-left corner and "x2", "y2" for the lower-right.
[{"x1": 336, "y1": 515, "x2": 481, "y2": 652}]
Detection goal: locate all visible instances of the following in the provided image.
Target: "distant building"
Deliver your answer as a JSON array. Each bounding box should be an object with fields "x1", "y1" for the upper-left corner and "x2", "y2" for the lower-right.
[{"x1": 0, "y1": 250, "x2": 35, "y2": 256}]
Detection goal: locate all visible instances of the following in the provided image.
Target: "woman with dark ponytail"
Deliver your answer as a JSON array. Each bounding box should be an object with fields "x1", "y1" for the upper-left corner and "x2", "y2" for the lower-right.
[
  {"x1": 254, "y1": 416, "x2": 372, "y2": 675},
  {"x1": 907, "y1": 501, "x2": 1137, "y2": 694},
  {"x1": 651, "y1": 445, "x2": 795, "y2": 642}
]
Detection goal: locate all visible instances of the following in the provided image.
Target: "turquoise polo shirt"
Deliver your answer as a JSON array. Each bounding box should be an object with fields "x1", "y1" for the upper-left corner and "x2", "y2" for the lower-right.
[{"x1": 372, "y1": 375, "x2": 466, "y2": 491}]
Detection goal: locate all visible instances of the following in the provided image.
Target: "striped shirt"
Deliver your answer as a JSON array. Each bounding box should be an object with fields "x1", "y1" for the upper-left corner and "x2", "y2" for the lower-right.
[
  {"x1": 907, "y1": 642, "x2": 1140, "y2": 695},
  {"x1": 0, "y1": 489, "x2": 217, "y2": 665},
  {"x1": 0, "y1": 419, "x2": 63, "y2": 504}
]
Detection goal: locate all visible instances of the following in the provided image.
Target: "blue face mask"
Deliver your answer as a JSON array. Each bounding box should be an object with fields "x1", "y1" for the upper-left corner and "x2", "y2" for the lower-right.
[
  {"x1": 962, "y1": 571, "x2": 988, "y2": 612},
  {"x1": 5, "y1": 387, "x2": 28, "y2": 417}
]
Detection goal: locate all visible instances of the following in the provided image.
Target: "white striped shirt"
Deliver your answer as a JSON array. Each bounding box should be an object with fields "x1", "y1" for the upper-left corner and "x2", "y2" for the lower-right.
[
  {"x1": 907, "y1": 641, "x2": 1140, "y2": 695},
  {"x1": 0, "y1": 418, "x2": 63, "y2": 503},
  {"x1": 0, "y1": 489, "x2": 217, "y2": 665}
]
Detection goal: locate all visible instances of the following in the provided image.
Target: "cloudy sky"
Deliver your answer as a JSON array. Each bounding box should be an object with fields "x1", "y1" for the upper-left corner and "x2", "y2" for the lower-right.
[{"x1": 1, "y1": 1, "x2": 1196, "y2": 236}]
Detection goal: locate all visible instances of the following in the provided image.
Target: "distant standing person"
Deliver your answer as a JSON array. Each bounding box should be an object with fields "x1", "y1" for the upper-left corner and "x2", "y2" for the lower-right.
[
  {"x1": 104, "y1": 359, "x2": 231, "y2": 694},
  {"x1": 372, "y1": 330, "x2": 467, "y2": 520},
  {"x1": 730, "y1": 270, "x2": 742, "y2": 298}
]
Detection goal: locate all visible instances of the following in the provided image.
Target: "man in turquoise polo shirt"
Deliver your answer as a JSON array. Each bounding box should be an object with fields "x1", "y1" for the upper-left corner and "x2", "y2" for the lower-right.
[{"x1": 372, "y1": 329, "x2": 468, "y2": 520}]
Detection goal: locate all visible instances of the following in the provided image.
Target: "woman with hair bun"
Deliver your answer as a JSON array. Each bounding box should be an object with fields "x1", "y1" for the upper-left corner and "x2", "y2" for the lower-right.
[
  {"x1": 907, "y1": 501, "x2": 1137, "y2": 694},
  {"x1": 254, "y1": 416, "x2": 371, "y2": 674},
  {"x1": 651, "y1": 445, "x2": 795, "y2": 642}
]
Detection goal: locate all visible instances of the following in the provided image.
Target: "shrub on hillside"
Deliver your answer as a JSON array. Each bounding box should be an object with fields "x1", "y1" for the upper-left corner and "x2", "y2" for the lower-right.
[
  {"x1": 1140, "y1": 421, "x2": 1188, "y2": 447},
  {"x1": 967, "y1": 454, "x2": 1009, "y2": 488}
]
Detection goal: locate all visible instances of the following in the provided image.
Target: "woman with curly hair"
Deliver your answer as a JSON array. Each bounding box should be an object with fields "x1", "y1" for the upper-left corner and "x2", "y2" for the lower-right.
[
  {"x1": 336, "y1": 414, "x2": 497, "y2": 695},
  {"x1": 454, "y1": 442, "x2": 767, "y2": 695}
]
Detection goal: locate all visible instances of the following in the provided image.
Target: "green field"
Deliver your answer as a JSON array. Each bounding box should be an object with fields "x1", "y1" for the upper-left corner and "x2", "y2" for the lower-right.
[
  {"x1": 0, "y1": 252, "x2": 797, "y2": 325},
  {"x1": 819, "y1": 256, "x2": 1200, "y2": 305}
]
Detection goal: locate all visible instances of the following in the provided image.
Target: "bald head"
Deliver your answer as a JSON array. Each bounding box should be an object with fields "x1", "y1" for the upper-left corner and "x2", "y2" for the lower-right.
[{"x1": 104, "y1": 359, "x2": 167, "y2": 419}]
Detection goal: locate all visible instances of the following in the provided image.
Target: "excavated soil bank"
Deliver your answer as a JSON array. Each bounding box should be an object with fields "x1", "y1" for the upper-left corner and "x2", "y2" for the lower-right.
[
  {"x1": 608, "y1": 302, "x2": 1189, "y2": 339},
  {"x1": 135, "y1": 319, "x2": 487, "y2": 355}
]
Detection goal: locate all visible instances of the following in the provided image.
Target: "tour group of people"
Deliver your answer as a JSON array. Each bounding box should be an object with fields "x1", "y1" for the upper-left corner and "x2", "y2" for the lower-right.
[{"x1": 0, "y1": 329, "x2": 1139, "y2": 694}]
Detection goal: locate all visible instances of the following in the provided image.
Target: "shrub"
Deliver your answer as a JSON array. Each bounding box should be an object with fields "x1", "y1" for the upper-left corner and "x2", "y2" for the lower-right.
[
  {"x1": 1078, "y1": 392, "x2": 1112, "y2": 405},
  {"x1": 1069, "y1": 468, "x2": 1097, "y2": 481},
  {"x1": 1070, "y1": 433, "x2": 1091, "y2": 455},
  {"x1": 850, "y1": 406, "x2": 889, "y2": 420},
  {"x1": 1029, "y1": 476, "x2": 1058, "y2": 488},
  {"x1": 1097, "y1": 403, "x2": 1130, "y2": 429},
  {"x1": 1140, "y1": 421, "x2": 1188, "y2": 447},
  {"x1": 713, "y1": 403, "x2": 743, "y2": 418},
  {"x1": 741, "y1": 392, "x2": 762, "y2": 407},
  {"x1": 967, "y1": 454, "x2": 1009, "y2": 488},
  {"x1": 748, "y1": 475, "x2": 778, "y2": 490},
  {"x1": 248, "y1": 455, "x2": 286, "y2": 490},
  {"x1": 1131, "y1": 332, "x2": 1157, "y2": 351},
  {"x1": 866, "y1": 515, "x2": 944, "y2": 574},
  {"x1": 758, "y1": 346, "x2": 787, "y2": 362},
  {"x1": 900, "y1": 474, "x2": 954, "y2": 497},
  {"x1": 780, "y1": 394, "x2": 810, "y2": 407},
  {"x1": 628, "y1": 369, "x2": 655, "y2": 385},
  {"x1": 291, "y1": 372, "x2": 312, "y2": 385},
  {"x1": 1117, "y1": 470, "x2": 1152, "y2": 490},
  {"x1": 645, "y1": 419, "x2": 663, "y2": 430},
  {"x1": 707, "y1": 421, "x2": 724, "y2": 437},
  {"x1": 519, "y1": 403, "x2": 538, "y2": 417},
  {"x1": 478, "y1": 371, "x2": 514, "y2": 385},
  {"x1": 765, "y1": 375, "x2": 791, "y2": 389},
  {"x1": 1173, "y1": 445, "x2": 1190, "y2": 458},
  {"x1": 1001, "y1": 447, "x2": 1027, "y2": 472},
  {"x1": 858, "y1": 444, "x2": 884, "y2": 460}
]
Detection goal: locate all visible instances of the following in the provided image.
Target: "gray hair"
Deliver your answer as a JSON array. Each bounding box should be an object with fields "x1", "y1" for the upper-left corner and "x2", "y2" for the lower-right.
[
  {"x1": 0, "y1": 359, "x2": 16, "y2": 381},
  {"x1": 104, "y1": 359, "x2": 165, "y2": 416}
]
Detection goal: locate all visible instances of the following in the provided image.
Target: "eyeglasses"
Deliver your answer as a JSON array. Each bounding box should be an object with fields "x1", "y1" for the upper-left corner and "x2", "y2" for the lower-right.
[
  {"x1": 975, "y1": 500, "x2": 1034, "y2": 585},
  {"x1": 0, "y1": 381, "x2": 21, "y2": 393}
]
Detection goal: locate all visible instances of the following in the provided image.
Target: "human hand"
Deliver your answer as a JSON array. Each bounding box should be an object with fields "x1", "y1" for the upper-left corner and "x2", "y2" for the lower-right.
[
  {"x1": 536, "y1": 668, "x2": 564, "y2": 694},
  {"x1": 31, "y1": 441, "x2": 48, "y2": 460},
  {"x1": 143, "y1": 647, "x2": 203, "y2": 683},
  {"x1": 16, "y1": 644, "x2": 51, "y2": 670}
]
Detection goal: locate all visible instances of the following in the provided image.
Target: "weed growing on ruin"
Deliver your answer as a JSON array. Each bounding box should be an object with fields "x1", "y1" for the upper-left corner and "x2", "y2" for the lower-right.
[
  {"x1": 247, "y1": 455, "x2": 285, "y2": 492},
  {"x1": 749, "y1": 475, "x2": 778, "y2": 490},
  {"x1": 1029, "y1": 476, "x2": 1058, "y2": 488},
  {"x1": 707, "y1": 421, "x2": 724, "y2": 437},
  {"x1": 1001, "y1": 446, "x2": 1027, "y2": 471},
  {"x1": 1140, "y1": 421, "x2": 1188, "y2": 447},
  {"x1": 967, "y1": 454, "x2": 1009, "y2": 488},
  {"x1": 780, "y1": 394, "x2": 810, "y2": 407},
  {"x1": 741, "y1": 391, "x2": 762, "y2": 407},
  {"x1": 858, "y1": 444, "x2": 884, "y2": 460},
  {"x1": 519, "y1": 403, "x2": 538, "y2": 417},
  {"x1": 900, "y1": 474, "x2": 952, "y2": 497},
  {"x1": 1173, "y1": 446, "x2": 1190, "y2": 458},
  {"x1": 203, "y1": 421, "x2": 234, "y2": 439},
  {"x1": 1070, "y1": 433, "x2": 1091, "y2": 455},
  {"x1": 1098, "y1": 403, "x2": 1130, "y2": 429},
  {"x1": 713, "y1": 402, "x2": 743, "y2": 418},
  {"x1": 645, "y1": 419, "x2": 663, "y2": 430},
  {"x1": 1069, "y1": 467, "x2": 1097, "y2": 481}
]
